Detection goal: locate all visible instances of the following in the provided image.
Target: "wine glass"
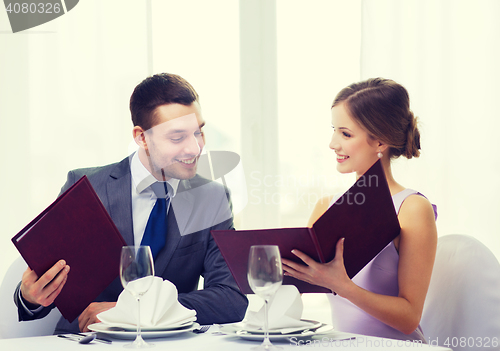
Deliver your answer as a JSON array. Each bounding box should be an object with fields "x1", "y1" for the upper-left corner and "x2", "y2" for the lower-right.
[
  {"x1": 120, "y1": 246, "x2": 155, "y2": 349},
  {"x1": 247, "y1": 245, "x2": 283, "y2": 350}
]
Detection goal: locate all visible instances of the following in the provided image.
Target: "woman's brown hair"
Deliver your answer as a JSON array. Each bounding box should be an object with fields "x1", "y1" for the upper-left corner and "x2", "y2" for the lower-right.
[{"x1": 332, "y1": 78, "x2": 420, "y2": 159}]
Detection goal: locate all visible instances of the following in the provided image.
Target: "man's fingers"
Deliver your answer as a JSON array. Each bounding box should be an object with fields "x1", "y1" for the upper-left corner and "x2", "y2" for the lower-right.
[
  {"x1": 21, "y1": 261, "x2": 70, "y2": 306},
  {"x1": 79, "y1": 308, "x2": 90, "y2": 332},
  {"x1": 37, "y1": 260, "x2": 68, "y2": 287},
  {"x1": 40, "y1": 265, "x2": 70, "y2": 306},
  {"x1": 44, "y1": 272, "x2": 69, "y2": 306},
  {"x1": 79, "y1": 302, "x2": 116, "y2": 332},
  {"x1": 21, "y1": 267, "x2": 39, "y2": 285}
]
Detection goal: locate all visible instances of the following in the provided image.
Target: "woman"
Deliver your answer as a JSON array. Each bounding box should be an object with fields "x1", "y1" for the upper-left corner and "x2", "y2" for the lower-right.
[{"x1": 282, "y1": 78, "x2": 437, "y2": 342}]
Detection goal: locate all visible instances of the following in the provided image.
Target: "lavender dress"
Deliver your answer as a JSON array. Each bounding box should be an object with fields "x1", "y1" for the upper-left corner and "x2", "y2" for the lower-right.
[{"x1": 327, "y1": 189, "x2": 437, "y2": 342}]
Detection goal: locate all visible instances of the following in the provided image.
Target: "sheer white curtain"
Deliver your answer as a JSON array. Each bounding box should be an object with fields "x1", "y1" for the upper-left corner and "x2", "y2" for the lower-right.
[
  {"x1": 275, "y1": 0, "x2": 361, "y2": 228},
  {"x1": 0, "y1": 0, "x2": 150, "y2": 282},
  {"x1": 0, "y1": 0, "x2": 242, "y2": 284},
  {"x1": 361, "y1": 0, "x2": 500, "y2": 260}
]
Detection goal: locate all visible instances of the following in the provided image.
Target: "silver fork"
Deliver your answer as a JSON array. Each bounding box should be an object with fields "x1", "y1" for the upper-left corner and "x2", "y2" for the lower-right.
[{"x1": 192, "y1": 325, "x2": 211, "y2": 334}]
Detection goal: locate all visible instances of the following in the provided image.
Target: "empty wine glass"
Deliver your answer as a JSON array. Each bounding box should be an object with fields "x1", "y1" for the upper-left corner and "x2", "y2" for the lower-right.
[
  {"x1": 120, "y1": 246, "x2": 155, "y2": 348},
  {"x1": 247, "y1": 245, "x2": 283, "y2": 350}
]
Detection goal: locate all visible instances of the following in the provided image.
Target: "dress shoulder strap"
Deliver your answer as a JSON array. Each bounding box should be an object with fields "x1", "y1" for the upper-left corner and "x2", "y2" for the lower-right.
[
  {"x1": 393, "y1": 189, "x2": 438, "y2": 220},
  {"x1": 392, "y1": 189, "x2": 418, "y2": 214}
]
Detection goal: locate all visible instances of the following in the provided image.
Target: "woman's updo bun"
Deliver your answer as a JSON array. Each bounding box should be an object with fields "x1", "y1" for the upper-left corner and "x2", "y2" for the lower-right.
[
  {"x1": 332, "y1": 78, "x2": 421, "y2": 160},
  {"x1": 404, "y1": 111, "x2": 421, "y2": 159}
]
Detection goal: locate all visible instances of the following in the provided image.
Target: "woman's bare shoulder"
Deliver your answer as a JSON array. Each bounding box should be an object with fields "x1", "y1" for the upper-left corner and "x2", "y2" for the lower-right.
[
  {"x1": 399, "y1": 194, "x2": 434, "y2": 220},
  {"x1": 398, "y1": 194, "x2": 437, "y2": 239}
]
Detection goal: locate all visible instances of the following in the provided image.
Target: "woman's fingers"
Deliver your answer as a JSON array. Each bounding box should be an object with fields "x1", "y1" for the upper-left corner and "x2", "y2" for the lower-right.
[
  {"x1": 335, "y1": 238, "x2": 345, "y2": 262},
  {"x1": 290, "y1": 249, "x2": 317, "y2": 267}
]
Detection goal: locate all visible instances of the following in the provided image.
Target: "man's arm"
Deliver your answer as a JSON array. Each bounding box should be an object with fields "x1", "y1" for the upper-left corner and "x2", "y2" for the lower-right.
[
  {"x1": 175, "y1": 179, "x2": 247, "y2": 324},
  {"x1": 14, "y1": 260, "x2": 69, "y2": 321},
  {"x1": 177, "y1": 218, "x2": 248, "y2": 325},
  {"x1": 14, "y1": 283, "x2": 52, "y2": 321}
]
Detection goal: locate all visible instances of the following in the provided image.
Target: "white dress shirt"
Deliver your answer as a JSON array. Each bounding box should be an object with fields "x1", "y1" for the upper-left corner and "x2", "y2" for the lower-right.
[{"x1": 130, "y1": 151, "x2": 179, "y2": 247}]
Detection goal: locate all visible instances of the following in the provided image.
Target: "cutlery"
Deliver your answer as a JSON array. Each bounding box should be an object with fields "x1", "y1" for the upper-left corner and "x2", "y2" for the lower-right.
[
  {"x1": 192, "y1": 325, "x2": 210, "y2": 334},
  {"x1": 78, "y1": 334, "x2": 97, "y2": 344},
  {"x1": 58, "y1": 334, "x2": 95, "y2": 344},
  {"x1": 236, "y1": 324, "x2": 325, "y2": 336},
  {"x1": 58, "y1": 333, "x2": 112, "y2": 344},
  {"x1": 334, "y1": 337, "x2": 357, "y2": 342},
  {"x1": 58, "y1": 334, "x2": 79, "y2": 342},
  {"x1": 74, "y1": 332, "x2": 112, "y2": 344},
  {"x1": 232, "y1": 323, "x2": 333, "y2": 337}
]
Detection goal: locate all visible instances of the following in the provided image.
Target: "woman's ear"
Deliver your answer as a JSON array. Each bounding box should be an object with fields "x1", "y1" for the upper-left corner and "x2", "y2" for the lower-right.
[{"x1": 377, "y1": 141, "x2": 389, "y2": 153}]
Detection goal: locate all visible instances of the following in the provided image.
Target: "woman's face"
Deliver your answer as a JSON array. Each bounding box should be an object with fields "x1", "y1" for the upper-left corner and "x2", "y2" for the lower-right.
[{"x1": 329, "y1": 102, "x2": 382, "y2": 178}]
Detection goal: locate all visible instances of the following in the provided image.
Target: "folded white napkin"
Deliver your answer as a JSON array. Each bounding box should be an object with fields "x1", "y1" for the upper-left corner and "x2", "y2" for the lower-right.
[
  {"x1": 97, "y1": 277, "x2": 196, "y2": 329},
  {"x1": 244, "y1": 285, "x2": 311, "y2": 332}
]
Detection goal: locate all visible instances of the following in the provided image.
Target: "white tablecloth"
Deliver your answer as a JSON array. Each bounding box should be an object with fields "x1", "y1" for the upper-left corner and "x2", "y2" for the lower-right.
[{"x1": 0, "y1": 325, "x2": 453, "y2": 351}]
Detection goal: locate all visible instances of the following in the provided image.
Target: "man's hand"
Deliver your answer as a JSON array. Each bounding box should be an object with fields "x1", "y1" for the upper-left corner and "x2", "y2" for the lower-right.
[
  {"x1": 20, "y1": 260, "x2": 70, "y2": 307},
  {"x1": 78, "y1": 302, "x2": 116, "y2": 332}
]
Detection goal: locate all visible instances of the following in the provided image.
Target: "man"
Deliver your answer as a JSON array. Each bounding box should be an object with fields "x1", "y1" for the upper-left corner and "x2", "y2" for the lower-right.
[{"x1": 14, "y1": 73, "x2": 248, "y2": 333}]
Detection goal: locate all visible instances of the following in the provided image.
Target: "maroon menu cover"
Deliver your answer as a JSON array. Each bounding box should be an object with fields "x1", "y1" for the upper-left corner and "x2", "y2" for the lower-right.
[
  {"x1": 212, "y1": 159, "x2": 401, "y2": 294},
  {"x1": 11, "y1": 176, "x2": 126, "y2": 322}
]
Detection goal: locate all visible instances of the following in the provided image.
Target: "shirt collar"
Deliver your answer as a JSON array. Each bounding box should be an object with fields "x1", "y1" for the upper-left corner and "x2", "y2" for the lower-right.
[{"x1": 130, "y1": 152, "x2": 180, "y2": 197}]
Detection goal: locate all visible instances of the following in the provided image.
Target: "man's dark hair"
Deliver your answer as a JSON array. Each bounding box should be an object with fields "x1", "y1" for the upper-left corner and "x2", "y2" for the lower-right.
[{"x1": 130, "y1": 73, "x2": 199, "y2": 130}]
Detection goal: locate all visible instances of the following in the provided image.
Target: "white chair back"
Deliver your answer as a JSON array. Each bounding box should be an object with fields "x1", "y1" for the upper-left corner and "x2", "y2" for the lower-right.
[
  {"x1": 421, "y1": 234, "x2": 500, "y2": 350},
  {"x1": 0, "y1": 256, "x2": 61, "y2": 339}
]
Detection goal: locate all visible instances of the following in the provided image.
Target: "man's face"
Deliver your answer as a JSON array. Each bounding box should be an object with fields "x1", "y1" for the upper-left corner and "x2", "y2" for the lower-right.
[{"x1": 134, "y1": 102, "x2": 205, "y2": 181}]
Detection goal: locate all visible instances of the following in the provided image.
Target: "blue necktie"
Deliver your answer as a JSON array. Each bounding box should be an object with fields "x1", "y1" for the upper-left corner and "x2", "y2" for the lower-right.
[{"x1": 141, "y1": 182, "x2": 170, "y2": 260}]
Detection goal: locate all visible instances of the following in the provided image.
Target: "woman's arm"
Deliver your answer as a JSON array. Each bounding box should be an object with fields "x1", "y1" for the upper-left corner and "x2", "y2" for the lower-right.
[{"x1": 283, "y1": 195, "x2": 437, "y2": 335}]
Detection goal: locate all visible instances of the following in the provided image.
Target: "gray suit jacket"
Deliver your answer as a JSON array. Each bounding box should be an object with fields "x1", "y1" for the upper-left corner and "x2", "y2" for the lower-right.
[{"x1": 15, "y1": 156, "x2": 247, "y2": 333}]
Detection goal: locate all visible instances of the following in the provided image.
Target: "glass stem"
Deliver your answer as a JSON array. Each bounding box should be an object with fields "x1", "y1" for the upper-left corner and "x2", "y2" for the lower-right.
[
  {"x1": 137, "y1": 297, "x2": 142, "y2": 340},
  {"x1": 263, "y1": 298, "x2": 270, "y2": 343}
]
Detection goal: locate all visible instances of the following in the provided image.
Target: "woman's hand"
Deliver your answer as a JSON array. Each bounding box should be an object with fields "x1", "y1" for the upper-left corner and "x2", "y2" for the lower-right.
[{"x1": 281, "y1": 238, "x2": 354, "y2": 296}]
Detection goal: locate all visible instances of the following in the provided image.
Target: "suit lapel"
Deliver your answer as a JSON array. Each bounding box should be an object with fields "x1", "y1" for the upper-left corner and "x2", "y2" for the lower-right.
[
  {"x1": 169, "y1": 179, "x2": 195, "y2": 236},
  {"x1": 106, "y1": 157, "x2": 134, "y2": 246}
]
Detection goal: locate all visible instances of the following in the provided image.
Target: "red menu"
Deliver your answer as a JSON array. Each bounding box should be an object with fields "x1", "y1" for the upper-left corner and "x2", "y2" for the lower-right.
[
  {"x1": 212, "y1": 160, "x2": 401, "y2": 293},
  {"x1": 12, "y1": 176, "x2": 126, "y2": 321}
]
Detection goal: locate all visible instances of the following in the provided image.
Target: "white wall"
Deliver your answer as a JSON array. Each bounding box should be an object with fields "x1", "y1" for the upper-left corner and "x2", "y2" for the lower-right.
[{"x1": 1, "y1": 0, "x2": 499, "y2": 287}]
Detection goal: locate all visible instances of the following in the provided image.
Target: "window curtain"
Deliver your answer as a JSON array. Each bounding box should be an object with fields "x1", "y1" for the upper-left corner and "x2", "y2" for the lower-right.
[
  {"x1": 0, "y1": 0, "x2": 241, "y2": 284},
  {"x1": 0, "y1": 0, "x2": 150, "y2": 281},
  {"x1": 361, "y1": 0, "x2": 500, "y2": 260}
]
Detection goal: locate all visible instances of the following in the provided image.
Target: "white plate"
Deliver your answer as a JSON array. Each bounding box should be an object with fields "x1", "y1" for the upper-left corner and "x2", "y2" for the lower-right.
[
  {"x1": 219, "y1": 322, "x2": 334, "y2": 341},
  {"x1": 102, "y1": 318, "x2": 196, "y2": 332},
  {"x1": 88, "y1": 322, "x2": 200, "y2": 339},
  {"x1": 230, "y1": 319, "x2": 322, "y2": 335}
]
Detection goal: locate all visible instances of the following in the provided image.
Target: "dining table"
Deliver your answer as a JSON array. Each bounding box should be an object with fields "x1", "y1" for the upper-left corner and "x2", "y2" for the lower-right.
[{"x1": 0, "y1": 324, "x2": 452, "y2": 350}]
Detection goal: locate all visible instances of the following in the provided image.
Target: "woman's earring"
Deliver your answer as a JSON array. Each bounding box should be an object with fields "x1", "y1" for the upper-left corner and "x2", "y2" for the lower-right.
[{"x1": 377, "y1": 150, "x2": 383, "y2": 158}]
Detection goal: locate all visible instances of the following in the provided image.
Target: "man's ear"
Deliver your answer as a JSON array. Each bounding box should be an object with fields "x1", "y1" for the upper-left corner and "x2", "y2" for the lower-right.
[{"x1": 133, "y1": 126, "x2": 148, "y2": 151}]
